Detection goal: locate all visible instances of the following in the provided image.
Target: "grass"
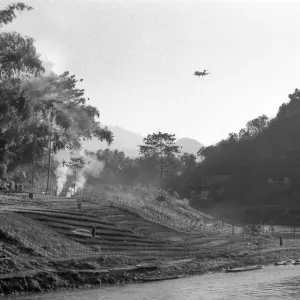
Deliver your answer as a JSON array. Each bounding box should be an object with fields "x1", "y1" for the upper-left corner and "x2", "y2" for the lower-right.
[
  {"x1": 3, "y1": 189, "x2": 300, "y2": 296},
  {"x1": 0, "y1": 211, "x2": 98, "y2": 262},
  {"x1": 1, "y1": 188, "x2": 296, "y2": 263},
  {"x1": 0, "y1": 189, "x2": 242, "y2": 257}
]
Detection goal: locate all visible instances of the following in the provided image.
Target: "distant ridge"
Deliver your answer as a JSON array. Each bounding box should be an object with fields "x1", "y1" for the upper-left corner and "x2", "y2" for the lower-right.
[
  {"x1": 176, "y1": 137, "x2": 204, "y2": 156},
  {"x1": 82, "y1": 126, "x2": 204, "y2": 157}
]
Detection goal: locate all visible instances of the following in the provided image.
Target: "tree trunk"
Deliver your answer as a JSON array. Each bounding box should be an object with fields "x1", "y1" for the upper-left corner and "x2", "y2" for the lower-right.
[
  {"x1": 0, "y1": 139, "x2": 7, "y2": 180},
  {"x1": 46, "y1": 112, "x2": 53, "y2": 195},
  {"x1": 31, "y1": 120, "x2": 37, "y2": 192},
  {"x1": 160, "y1": 151, "x2": 163, "y2": 195},
  {"x1": 74, "y1": 168, "x2": 76, "y2": 195}
]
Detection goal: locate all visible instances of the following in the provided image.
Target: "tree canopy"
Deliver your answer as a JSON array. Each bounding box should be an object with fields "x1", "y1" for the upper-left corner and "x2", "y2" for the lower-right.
[{"x1": 0, "y1": 3, "x2": 113, "y2": 182}]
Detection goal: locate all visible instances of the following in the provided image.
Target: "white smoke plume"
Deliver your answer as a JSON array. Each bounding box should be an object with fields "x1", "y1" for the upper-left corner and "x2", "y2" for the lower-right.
[
  {"x1": 53, "y1": 150, "x2": 72, "y2": 195},
  {"x1": 54, "y1": 149, "x2": 105, "y2": 196},
  {"x1": 67, "y1": 153, "x2": 105, "y2": 197}
]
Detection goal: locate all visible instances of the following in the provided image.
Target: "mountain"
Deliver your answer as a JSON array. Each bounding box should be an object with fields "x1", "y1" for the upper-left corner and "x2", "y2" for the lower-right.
[
  {"x1": 82, "y1": 126, "x2": 143, "y2": 157},
  {"x1": 82, "y1": 126, "x2": 203, "y2": 157},
  {"x1": 176, "y1": 138, "x2": 204, "y2": 156}
]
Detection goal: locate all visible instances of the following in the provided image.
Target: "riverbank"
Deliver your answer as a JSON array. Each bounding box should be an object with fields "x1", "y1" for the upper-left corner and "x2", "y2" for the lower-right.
[
  {"x1": 1, "y1": 193, "x2": 300, "y2": 296},
  {"x1": 2, "y1": 243, "x2": 300, "y2": 296}
]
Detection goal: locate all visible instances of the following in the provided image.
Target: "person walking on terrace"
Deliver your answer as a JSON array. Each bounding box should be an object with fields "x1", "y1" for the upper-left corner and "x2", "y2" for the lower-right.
[
  {"x1": 279, "y1": 234, "x2": 283, "y2": 247},
  {"x1": 91, "y1": 226, "x2": 96, "y2": 239}
]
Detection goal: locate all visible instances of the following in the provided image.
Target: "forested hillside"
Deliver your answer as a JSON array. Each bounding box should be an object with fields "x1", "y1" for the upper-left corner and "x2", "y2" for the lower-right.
[
  {"x1": 195, "y1": 89, "x2": 300, "y2": 200},
  {"x1": 178, "y1": 89, "x2": 300, "y2": 224}
]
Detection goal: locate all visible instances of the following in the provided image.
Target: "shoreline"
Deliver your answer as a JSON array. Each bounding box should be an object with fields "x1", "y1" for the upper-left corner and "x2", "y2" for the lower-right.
[{"x1": 2, "y1": 247, "x2": 300, "y2": 297}]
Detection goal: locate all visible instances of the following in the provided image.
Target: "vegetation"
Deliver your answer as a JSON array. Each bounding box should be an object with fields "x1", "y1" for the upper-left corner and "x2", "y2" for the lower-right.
[
  {"x1": 189, "y1": 89, "x2": 300, "y2": 206},
  {"x1": 71, "y1": 87, "x2": 300, "y2": 225},
  {"x1": 1, "y1": 2, "x2": 300, "y2": 224},
  {"x1": 0, "y1": 2, "x2": 112, "y2": 188},
  {"x1": 139, "y1": 132, "x2": 181, "y2": 200}
]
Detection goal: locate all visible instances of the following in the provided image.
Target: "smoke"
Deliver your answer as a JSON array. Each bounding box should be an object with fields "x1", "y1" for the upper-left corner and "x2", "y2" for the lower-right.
[
  {"x1": 53, "y1": 150, "x2": 72, "y2": 195},
  {"x1": 54, "y1": 149, "x2": 105, "y2": 196},
  {"x1": 67, "y1": 153, "x2": 105, "y2": 197},
  {"x1": 55, "y1": 163, "x2": 73, "y2": 196}
]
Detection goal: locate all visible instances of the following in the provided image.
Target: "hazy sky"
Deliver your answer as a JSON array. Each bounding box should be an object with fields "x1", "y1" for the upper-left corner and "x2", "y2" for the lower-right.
[{"x1": 3, "y1": 0, "x2": 300, "y2": 145}]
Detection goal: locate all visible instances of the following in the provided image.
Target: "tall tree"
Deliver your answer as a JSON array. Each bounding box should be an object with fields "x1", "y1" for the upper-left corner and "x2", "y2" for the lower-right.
[
  {"x1": 0, "y1": 3, "x2": 44, "y2": 81},
  {"x1": 0, "y1": 2, "x2": 44, "y2": 180},
  {"x1": 139, "y1": 132, "x2": 180, "y2": 198},
  {"x1": 0, "y1": 3, "x2": 113, "y2": 184}
]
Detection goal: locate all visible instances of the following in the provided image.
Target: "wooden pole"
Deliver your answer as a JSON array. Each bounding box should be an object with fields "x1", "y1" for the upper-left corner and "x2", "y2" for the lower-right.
[
  {"x1": 74, "y1": 168, "x2": 76, "y2": 196},
  {"x1": 160, "y1": 151, "x2": 163, "y2": 196},
  {"x1": 31, "y1": 116, "x2": 37, "y2": 193},
  {"x1": 46, "y1": 111, "x2": 53, "y2": 195}
]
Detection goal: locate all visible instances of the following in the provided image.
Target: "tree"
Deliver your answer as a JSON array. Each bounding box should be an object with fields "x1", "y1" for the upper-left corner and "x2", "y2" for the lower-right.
[
  {"x1": 63, "y1": 156, "x2": 86, "y2": 195},
  {"x1": 0, "y1": 3, "x2": 113, "y2": 184},
  {"x1": 139, "y1": 132, "x2": 181, "y2": 198},
  {"x1": 245, "y1": 115, "x2": 269, "y2": 136},
  {"x1": 96, "y1": 149, "x2": 129, "y2": 169},
  {"x1": 0, "y1": 3, "x2": 44, "y2": 81},
  {"x1": 0, "y1": 2, "x2": 44, "y2": 180},
  {"x1": 181, "y1": 152, "x2": 196, "y2": 171},
  {"x1": 1, "y1": 71, "x2": 113, "y2": 186},
  {"x1": 0, "y1": 2, "x2": 32, "y2": 28}
]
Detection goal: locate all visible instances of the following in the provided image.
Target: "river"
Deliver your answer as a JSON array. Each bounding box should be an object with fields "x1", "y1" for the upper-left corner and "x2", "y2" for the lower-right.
[{"x1": 6, "y1": 265, "x2": 300, "y2": 299}]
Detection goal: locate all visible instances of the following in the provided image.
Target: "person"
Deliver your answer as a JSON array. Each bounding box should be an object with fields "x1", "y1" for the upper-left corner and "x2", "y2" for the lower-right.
[
  {"x1": 91, "y1": 226, "x2": 96, "y2": 239},
  {"x1": 279, "y1": 234, "x2": 283, "y2": 247},
  {"x1": 77, "y1": 200, "x2": 82, "y2": 210}
]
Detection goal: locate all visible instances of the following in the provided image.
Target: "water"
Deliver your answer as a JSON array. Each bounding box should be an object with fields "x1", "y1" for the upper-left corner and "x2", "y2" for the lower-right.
[{"x1": 6, "y1": 265, "x2": 300, "y2": 300}]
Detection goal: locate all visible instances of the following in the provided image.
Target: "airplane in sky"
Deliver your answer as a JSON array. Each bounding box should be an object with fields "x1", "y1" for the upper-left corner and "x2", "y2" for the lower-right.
[{"x1": 194, "y1": 70, "x2": 210, "y2": 77}]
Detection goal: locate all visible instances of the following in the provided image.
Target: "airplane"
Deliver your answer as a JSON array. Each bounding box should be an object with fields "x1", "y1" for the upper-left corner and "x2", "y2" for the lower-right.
[{"x1": 194, "y1": 70, "x2": 210, "y2": 77}]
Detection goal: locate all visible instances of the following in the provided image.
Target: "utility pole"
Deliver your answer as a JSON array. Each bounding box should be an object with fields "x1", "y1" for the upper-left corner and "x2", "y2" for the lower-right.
[
  {"x1": 31, "y1": 115, "x2": 38, "y2": 193},
  {"x1": 160, "y1": 150, "x2": 163, "y2": 196},
  {"x1": 46, "y1": 111, "x2": 53, "y2": 195},
  {"x1": 74, "y1": 168, "x2": 77, "y2": 196}
]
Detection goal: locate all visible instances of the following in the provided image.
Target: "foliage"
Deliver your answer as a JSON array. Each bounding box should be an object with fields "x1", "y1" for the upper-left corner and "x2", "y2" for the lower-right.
[
  {"x1": 139, "y1": 132, "x2": 180, "y2": 157},
  {"x1": 96, "y1": 149, "x2": 130, "y2": 170},
  {"x1": 180, "y1": 88, "x2": 300, "y2": 212},
  {"x1": 63, "y1": 156, "x2": 86, "y2": 170},
  {"x1": 0, "y1": 3, "x2": 113, "y2": 181},
  {"x1": 0, "y1": 2, "x2": 32, "y2": 28},
  {"x1": 139, "y1": 132, "x2": 181, "y2": 194},
  {"x1": 0, "y1": 3, "x2": 44, "y2": 81},
  {"x1": 0, "y1": 33, "x2": 44, "y2": 80}
]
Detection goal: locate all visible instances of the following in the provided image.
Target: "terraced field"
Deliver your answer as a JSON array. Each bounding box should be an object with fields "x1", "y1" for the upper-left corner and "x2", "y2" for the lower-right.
[
  {"x1": 0, "y1": 192, "x2": 246, "y2": 259},
  {"x1": 15, "y1": 208, "x2": 186, "y2": 256},
  {"x1": 84, "y1": 206, "x2": 186, "y2": 240}
]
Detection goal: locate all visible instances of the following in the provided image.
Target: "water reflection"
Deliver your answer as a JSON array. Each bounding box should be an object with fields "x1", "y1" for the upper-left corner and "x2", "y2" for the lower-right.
[{"x1": 6, "y1": 265, "x2": 300, "y2": 300}]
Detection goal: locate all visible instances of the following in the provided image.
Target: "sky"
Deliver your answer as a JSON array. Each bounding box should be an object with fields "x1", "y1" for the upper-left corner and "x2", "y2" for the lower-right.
[{"x1": 3, "y1": 0, "x2": 300, "y2": 146}]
